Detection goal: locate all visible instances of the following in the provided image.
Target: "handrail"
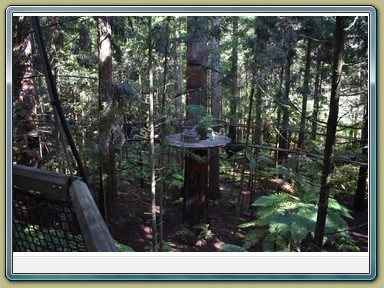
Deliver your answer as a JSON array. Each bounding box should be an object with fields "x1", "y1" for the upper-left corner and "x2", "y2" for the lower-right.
[
  {"x1": 13, "y1": 164, "x2": 71, "y2": 201},
  {"x1": 70, "y1": 180, "x2": 118, "y2": 252},
  {"x1": 12, "y1": 165, "x2": 118, "y2": 252}
]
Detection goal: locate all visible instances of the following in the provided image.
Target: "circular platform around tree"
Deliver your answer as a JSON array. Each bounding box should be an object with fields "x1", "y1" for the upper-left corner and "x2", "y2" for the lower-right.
[{"x1": 166, "y1": 133, "x2": 230, "y2": 150}]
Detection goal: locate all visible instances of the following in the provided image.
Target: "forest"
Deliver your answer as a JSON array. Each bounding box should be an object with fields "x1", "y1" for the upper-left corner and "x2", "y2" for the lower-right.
[{"x1": 12, "y1": 15, "x2": 369, "y2": 253}]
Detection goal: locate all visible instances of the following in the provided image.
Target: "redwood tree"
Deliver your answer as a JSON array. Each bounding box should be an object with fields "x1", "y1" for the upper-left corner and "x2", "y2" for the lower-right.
[
  {"x1": 183, "y1": 16, "x2": 209, "y2": 224},
  {"x1": 97, "y1": 16, "x2": 116, "y2": 222},
  {"x1": 13, "y1": 16, "x2": 39, "y2": 167}
]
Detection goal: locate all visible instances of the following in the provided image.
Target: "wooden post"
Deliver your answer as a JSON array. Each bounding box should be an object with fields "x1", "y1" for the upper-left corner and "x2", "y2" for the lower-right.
[
  {"x1": 166, "y1": 134, "x2": 229, "y2": 225},
  {"x1": 183, "y1": 150, "x2": 209, "y2": 224}
]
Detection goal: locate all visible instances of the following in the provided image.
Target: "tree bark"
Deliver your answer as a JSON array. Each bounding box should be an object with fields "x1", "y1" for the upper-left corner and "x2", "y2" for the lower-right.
[
  {"x1": 98, "y1": 17, "x2": 113, "y2": 109},
  {"x1": 311, "y1": 58, "x2": 324, "y2": 141},
  {"x1": 97, "y1": 17, "x2": 115, "y2": 222},
  {"x1": 209, "y1": 16, "x2": 221, "y2": 200},
  {"x1": 233, "y1": 71, "x2": 255, "y2": 239},
  {"x1": 250, "y1": 17, "x2": 266, "y2": 216},
  {"x1": 158, "y1": 16, "x2": 171, "y2": 251},
  {"x1": 228, "y1": 17, "x2": 239, "y2": 143},
  {"x1": 13, "y1": 16, "x2": 39, "y2": 167},
  {"x1": 278, "y1": 51, "x2": 293, "y2": 164},
  {"x1": 183, "y1": 17, "x2": 209, "y2": 225},
  {"x1": 297, "y1": 38, "x2": 312, "y2": 151},
  {"x1": 314, "y1": 16, "x2": 345, "y2": 250},
  {"x1": 148, "y1": 17, "x2": 158, "y2": 251},
  {"x1": 186, "y1": 17, "x2": 208, "y2": 111},
  {"x1": 175, "y1": 17, "x2": 184, "y2": 119},
  {"x1": 353, "y1": 101, "x2": 368, "y2": 210},
  {"x1": 183, "y1": 150, "x2": 209, "y2": 224}
]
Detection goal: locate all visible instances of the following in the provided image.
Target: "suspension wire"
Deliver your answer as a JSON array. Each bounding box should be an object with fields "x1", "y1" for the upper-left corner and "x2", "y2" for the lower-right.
[{"x1": 32, "y1": 16, "x2": 89, "y2": 185}]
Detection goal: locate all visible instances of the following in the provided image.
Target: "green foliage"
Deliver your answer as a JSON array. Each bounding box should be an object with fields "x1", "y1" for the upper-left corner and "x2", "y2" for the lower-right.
[
  {"x1": 186, "y1": 104, "x2": 207, "y2": 118},
  {"x1": 249, "y1": 157, "x2": 256, "y2": 173},
  {"x1": 11, "y1": 16, "x2": 368, "y2": 254},
  {"x1": 115, "y1": 241, "x2": 135, "y2": 252},
  {"x1": 243, "y1": 229, "x2": 266, "y2": 250},
  {"x1": 257, "y1": 152, "x2": 275, "y2": 167},
  {"x1": 220, "y1": 243, "x2": 247, "y2": 252},
  {"x1": 328, "y1": 236, "x2": 360, "y2": 252},
  {"x1": 193, "y1": 224, "x2": 215, "y2": 241},
  {"x1": 239, "y1": 191, "x2": 355, "y2": 252},
  {"x1": 331, "y1": 165, "x2": 360, "y2": 195},
  {"x1": 173, "y1": 224, "x2": 195, "y2": 244},
  {"x1": 160, "y1": 242, "x2": 181, "y2": 252},
  {"x1": 167, "y1": 173, "x2": 184, "y2": 190}
]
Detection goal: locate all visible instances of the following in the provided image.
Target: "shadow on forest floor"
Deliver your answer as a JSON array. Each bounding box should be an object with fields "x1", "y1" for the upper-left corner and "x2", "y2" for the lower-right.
[{"x1": 111, "y1": 181, "x2": 368, "y2": 252}]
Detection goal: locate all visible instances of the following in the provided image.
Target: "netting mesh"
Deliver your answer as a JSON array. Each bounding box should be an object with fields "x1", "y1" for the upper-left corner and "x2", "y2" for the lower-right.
[{"x1": 12, "y1": 187, "x2": 88, "y2": 252}]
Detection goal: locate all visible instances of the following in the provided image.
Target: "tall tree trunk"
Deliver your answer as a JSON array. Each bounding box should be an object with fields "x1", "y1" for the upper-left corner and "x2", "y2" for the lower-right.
[
  {"x1": 175, "y1": 17, "x2": 184, "y2": 120},
  {"x1": 233, "y1": 71, "x2": 255, "y2": 239},
  {"x1": 185, "y1": 17, "x2": 208, "y2": 110},
  {"x1": 161, "y1": 17, "x2": 170, "y2": 116},
  {"x1": 158, "y1": 16, "x2": 171, "y2": 251},
  {"x1": 297, "y1": 38, "x2": 312, "y2": 151},
  {"x1": 353, "y1": 100, "x2": 368, "y2": 210},
  {"x1": 183, "y1": 16, "x2": 209, "y2": 225},
  {"x1": 250, "y1": 18, "x2": 265, "y2": 217},
  {"x1": 311, "y1": 58, "x2": 324, "y2": 141},
  {"x1": 209, "y1": 16, "x2": 221, "y2": 200},
  {"x1": 13, "y1": 16, "x2": 39, "y2": 167},
  {"x1": 98, "y1": 17, "x2": 113, "y2": 108},
  {"x1": 228, "y1": 17, "x2": 238, "y2": 143},
  {"x1": 314, "y1": 16, "x2": 345, "y2": 250},
  {"x1": 97, "y1": 17, "x2": 115, "y2": 222},
  {"x1": 148, "y1": 17, "x2": 158, "y2": 251},
  {"x1": 278, "y1": 48, "x2": 293, "y2": 165},
  {"x1": 275, "y1": 64, "x2": 284, "y2": 166}
]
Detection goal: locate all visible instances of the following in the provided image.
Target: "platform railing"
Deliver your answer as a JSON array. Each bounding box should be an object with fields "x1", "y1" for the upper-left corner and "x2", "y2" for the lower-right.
[{"x1": 12, "y1": 164, "x2": 118, "y2": 252}]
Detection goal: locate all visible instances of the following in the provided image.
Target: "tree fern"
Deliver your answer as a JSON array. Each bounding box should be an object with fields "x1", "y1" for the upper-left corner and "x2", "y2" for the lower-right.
[{"x1": 239, "y1": 190, "x2": 354, "y2": 251}]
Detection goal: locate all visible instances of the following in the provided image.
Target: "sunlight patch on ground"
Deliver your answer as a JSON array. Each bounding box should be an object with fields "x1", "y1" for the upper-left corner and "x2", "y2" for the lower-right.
[
  {"x1": 141, "y1": 225, "x2": 153, "y2": 240},
  {"x1": 213, "y1": 240, "x2": 225, "y2": 252},
  {"x1": 195, "y1": 239, "x2": 206, "y2": 247}
]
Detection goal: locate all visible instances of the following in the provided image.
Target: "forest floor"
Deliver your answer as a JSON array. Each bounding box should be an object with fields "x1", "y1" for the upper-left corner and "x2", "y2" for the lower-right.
[{"x1": 111, "y1": 180, "x2": 368, "y2": 253}]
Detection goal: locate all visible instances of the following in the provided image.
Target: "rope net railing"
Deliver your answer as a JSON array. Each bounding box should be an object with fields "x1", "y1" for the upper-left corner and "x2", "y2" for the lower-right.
[
  {"x1": 12, "y1": 187, "x2": 87, "y2": 252},
  {"x1": 12, "y1": 164, "x2": 118, "y2": 252}
]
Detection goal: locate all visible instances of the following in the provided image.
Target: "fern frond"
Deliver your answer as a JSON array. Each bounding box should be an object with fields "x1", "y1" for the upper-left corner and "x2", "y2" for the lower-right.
[
  {"x1": 328, "y1": 198, "x2": 354, "y2": 220},
  {"x1": 238, "y1": 220, "x2": 259, "y2": 229},
  {"x1": 243, "y1": 229, "x2": 267, "y2": 250},
  {"x1": 258, "y1": 152, "x2": 275, "y2": 166},
  {"x1": 252, "y1": 193, "x2": 299, "y2": 208},
  {"x1": 325, "y1": 209, "x2": 349, "y2": 235},
  {"x1": 262, "y1": 233, "x2": 276, "y2": 252},
  {"x1": 221, "y1": 244, "x2": 247, "y2": 252}
]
